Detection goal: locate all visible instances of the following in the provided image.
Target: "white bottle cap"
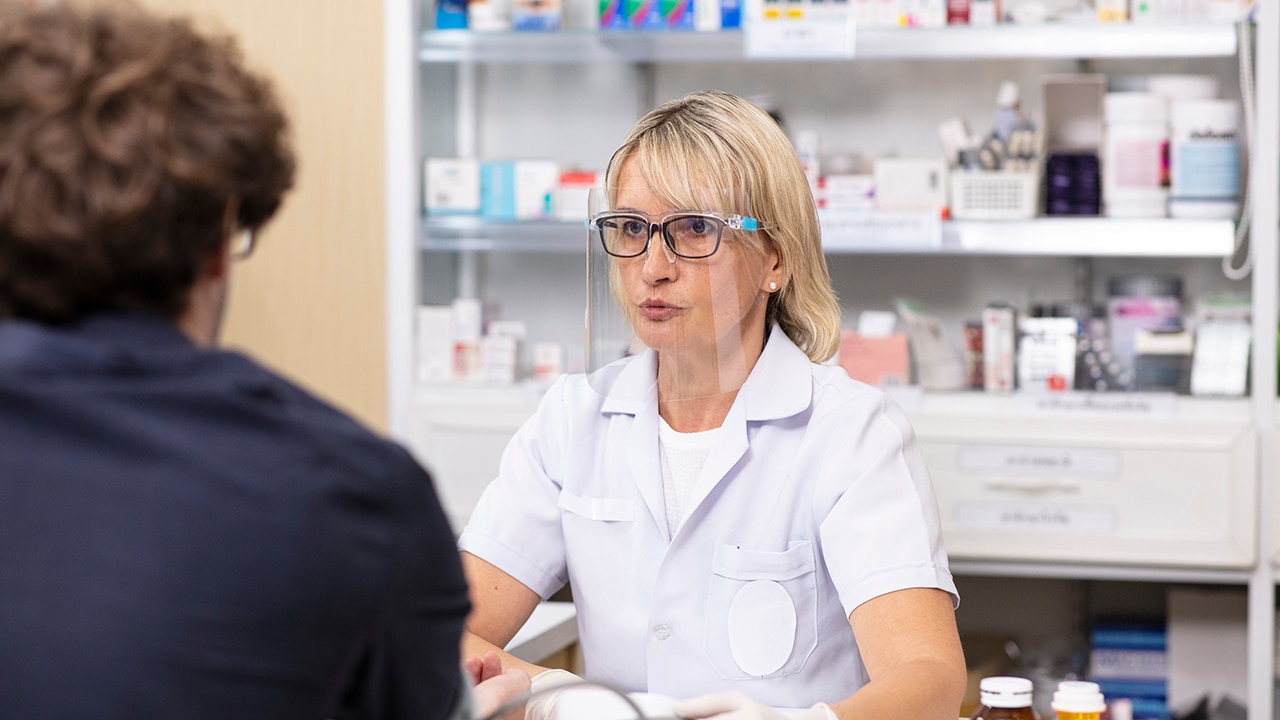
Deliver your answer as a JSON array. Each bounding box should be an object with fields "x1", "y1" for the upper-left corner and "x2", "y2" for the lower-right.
[
  {"x1": 979, "y1": 676, "x2": 1035, "y2": 709},
  {"x1": 996, "y1": 80, "x2": 1020, "y2": 108},
  {"x1": 1104, "y1": 92, "x2": 1169, "y2": 125},
  {"x1": 1146, "y1": 74, "x2": 1218, "y2": 103},
  {"x1": 1052, "y1": 681, "x2": 1106, "y2": 714}
]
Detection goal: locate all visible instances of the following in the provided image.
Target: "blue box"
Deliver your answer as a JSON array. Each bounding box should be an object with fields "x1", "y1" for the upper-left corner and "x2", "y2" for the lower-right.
[{"x1": 481, "y1": 162, "x2": 516, "y2": 220}]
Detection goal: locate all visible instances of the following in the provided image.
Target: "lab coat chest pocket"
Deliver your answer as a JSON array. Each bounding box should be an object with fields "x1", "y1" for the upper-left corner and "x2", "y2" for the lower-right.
[
  {"x1": 704, "y1": 541, "x2": 818, "y2": 680},
  {"x1": 557, "y1": 490, "x2": 636, "y2": 522}
]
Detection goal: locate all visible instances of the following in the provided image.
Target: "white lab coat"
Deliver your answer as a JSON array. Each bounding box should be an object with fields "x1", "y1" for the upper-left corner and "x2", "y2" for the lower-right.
[{"x1": 459, "y1": 326, "x2": 957, "y2": 708}]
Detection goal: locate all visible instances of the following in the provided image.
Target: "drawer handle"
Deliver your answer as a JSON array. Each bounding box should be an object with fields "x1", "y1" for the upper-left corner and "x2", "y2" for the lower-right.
[{"x1": 983, "y1": 477, "x2": 1082, "y2": 493}]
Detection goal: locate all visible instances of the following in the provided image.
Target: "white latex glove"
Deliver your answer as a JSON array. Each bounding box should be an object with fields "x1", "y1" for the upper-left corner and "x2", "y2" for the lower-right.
[
  {"x1": 523, "y1": 668, "x2": 583, "y2": 720},
  {"x1": 674, "y1": 692, "x2": 838, "y2": 720}
]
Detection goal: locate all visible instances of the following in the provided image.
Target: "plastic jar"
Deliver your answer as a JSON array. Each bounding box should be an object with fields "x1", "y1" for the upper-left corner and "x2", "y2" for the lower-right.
[
  {"x1": 1052, "y1": 681, "x2": 1105, "y2": 720},
  {"x1": 1103, "y1": 92, "x2": 1169, "y2": 218},
  {"x1": 971, "y1": 676, "x2": 1040, "y2": 720},
  {"x1": 1169, "y1": 99, "x2": 1240, "y2": 219}
]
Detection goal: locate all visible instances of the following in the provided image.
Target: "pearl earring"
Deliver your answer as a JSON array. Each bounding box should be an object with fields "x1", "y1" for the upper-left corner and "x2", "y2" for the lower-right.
[{"x1": 769, "y1": 282, "x2": 779, "y2": 291}]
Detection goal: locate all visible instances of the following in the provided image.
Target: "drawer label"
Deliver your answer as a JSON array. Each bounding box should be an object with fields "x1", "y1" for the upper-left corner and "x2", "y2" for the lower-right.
[
  {"x1": 953, "y1": 501, "x2": 1117, "y2": 534},
  {"x1": 1014, "y1": 392, "x2": 1176, "y2": 416},
  {"x1": 958, "y1": 445, "x2": 1120, "y2": 478}
]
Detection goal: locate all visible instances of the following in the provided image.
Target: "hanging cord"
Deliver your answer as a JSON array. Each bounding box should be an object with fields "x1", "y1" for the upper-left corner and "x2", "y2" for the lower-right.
[
  {"x1": 1223, "y1": 10, "x2": 1257, "y2": 280},
  {"x1": 478, "y1": 679, "x2": 659, "y2": 720}
]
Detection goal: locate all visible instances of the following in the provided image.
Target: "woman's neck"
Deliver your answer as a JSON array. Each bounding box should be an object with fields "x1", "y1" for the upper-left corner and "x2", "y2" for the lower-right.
[{"x1": 656, "y1": 328, "x2": 767, "y2": 432}]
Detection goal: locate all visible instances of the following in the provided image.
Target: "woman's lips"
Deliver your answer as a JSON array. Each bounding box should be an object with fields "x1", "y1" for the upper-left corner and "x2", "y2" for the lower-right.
[{"x1": 638, "y1": 300, "x2": 681, "y2": 320}]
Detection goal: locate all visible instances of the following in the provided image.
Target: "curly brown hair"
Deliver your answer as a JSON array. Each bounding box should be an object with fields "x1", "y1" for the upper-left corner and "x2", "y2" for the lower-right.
[{"x1": 0, "y1": 1, "x2": 295, "y2": 323}]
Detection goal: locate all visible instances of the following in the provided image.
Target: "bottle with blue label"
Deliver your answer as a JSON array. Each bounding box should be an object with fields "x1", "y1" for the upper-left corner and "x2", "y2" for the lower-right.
[{"x1": 1169, "y1": 99, "x2": 1239, "y2": 219}]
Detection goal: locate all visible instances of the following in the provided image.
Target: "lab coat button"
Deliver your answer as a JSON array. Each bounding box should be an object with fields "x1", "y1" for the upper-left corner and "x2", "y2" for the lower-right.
[{"x1": 653, "y1": 623, "x2": 671, "y2": 640}]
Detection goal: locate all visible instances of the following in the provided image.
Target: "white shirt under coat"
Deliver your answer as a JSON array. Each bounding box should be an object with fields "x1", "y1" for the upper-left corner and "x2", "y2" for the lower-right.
[{"x1": 458, "y1": 325, "x2": 958, "y2": 709}]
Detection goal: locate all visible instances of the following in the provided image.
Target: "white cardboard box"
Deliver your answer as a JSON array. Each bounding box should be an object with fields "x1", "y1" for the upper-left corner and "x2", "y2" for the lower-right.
[{"x1": 1166, "y1": 587, "x2": 1247, "y2": 712}]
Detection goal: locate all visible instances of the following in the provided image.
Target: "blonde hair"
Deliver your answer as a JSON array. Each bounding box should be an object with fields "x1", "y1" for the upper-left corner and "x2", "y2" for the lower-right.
[{"x1": 604, "y1": 90, "x2": 840, "y2": 362}]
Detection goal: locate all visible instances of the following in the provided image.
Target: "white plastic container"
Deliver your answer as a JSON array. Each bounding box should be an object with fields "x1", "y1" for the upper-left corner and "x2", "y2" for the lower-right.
[
  {"x1": 1169, "y1": 99, "x2": 1240, "y2": 218},
  {"x1": 1146, "y1": 74, "x2": 1219, "y2": 104},
  {"x1": 1103, "y1": 92, "x2": 1169, "y2": 218}
]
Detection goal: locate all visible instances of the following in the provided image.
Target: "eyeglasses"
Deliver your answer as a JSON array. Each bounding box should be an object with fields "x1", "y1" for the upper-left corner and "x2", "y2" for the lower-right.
[
  {"x1": 231, "y1": 228, "x2": 256, "y2": 261},
  {"x1": 588, "y1": 212, "x2": 759, "y2": 259}
]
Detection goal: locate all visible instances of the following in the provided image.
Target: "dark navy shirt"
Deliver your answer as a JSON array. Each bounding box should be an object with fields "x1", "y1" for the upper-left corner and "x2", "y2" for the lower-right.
[{"x1": 0, "y1": 313, "x2": 470, "y2": 720}]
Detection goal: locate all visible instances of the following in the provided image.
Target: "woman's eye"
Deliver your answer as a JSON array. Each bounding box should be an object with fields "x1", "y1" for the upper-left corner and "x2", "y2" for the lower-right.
[
  {"x1": 622, "y1": 220, "x2": 647, "y2": 236},
  {"x1": 689, "y1": 218, "x2": 710, "y2": 234}
]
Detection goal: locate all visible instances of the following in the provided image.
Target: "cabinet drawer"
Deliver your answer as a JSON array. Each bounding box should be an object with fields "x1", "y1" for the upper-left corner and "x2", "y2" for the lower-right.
[{"x1": 915, "y1": 415, "x2": 1257, "y2": 568}]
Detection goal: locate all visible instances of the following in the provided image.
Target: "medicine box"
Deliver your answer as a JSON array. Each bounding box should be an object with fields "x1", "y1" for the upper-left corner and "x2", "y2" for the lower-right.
[
  {"x1": 481, "y1": 162, "x2": 517, "y2": 220},
  {"x1": 1041, "y1": 74, "x2": 1106, "y2": 154},
  {"x1": 1017, "y1": 316, "x2": 1078, "y2": 392},
  {"x1": 599, "y1": 0, "x2": 629, "y2": 28},
  {"x1": 416, "y1": 306, "x2": 454, "y2": 383},
  {"x1": 424, "y1": 157, "x2": 480, "y2": 215},
  {"x1": 822, "y1": 174, "x2": 875, "y2": 210},
  {"x1": 556, "y1": 170, "x2": 601, "y2": 221},
  {"x1": 515, "y1": 161, "x2": 559, "y2": 220},
  {"x1": 617, "y1": 0, "x2": 693, "y2": 28},
  {"x1": 512, "y1": 0, "x2": 563, "y2": 28},
  {"x1": 839, "y1": 330, "x2": 909, "y2": 388},
  {"x1": 872, "y1": 157, "x2": 948, "y2": 211}
]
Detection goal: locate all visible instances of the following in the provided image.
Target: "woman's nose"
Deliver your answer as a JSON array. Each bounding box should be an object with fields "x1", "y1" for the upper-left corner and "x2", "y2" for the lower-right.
[{"x1": 640, "y1": 228, "x2": 677, "y2": 281}]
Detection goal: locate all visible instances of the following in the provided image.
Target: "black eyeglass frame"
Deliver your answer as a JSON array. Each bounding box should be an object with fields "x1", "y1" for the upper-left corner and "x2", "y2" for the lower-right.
[{"x1": 587, "y1": 211, "x2": 760, "y2": 260}]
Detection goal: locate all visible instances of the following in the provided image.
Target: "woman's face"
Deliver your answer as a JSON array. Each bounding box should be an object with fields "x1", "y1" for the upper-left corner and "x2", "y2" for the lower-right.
[{"x1": 612, "y1": 161, "x2": 781, "y2": 360}]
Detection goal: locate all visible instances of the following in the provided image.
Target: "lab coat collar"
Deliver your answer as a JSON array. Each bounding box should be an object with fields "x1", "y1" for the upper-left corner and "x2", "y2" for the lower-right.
[
  {"x1": 595, "y1": 324, "x2": 812, "y2": 421},
  {"x1": 737, "y1": 324, "x2": 813, "y2": 422},
  {"x1": 598, "y1": 326, "x2": 814, "y2": 543}
]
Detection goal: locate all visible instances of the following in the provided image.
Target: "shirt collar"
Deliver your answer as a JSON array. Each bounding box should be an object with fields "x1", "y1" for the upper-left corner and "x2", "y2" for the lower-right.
[{"x1": 0, "y1": 312, "x2": 198, "y2": 373}]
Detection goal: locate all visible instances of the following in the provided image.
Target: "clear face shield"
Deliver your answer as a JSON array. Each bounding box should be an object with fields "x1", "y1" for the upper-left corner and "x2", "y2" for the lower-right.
[{"x1": 585, "y1": 185, "x2": 776, "y2": 404}]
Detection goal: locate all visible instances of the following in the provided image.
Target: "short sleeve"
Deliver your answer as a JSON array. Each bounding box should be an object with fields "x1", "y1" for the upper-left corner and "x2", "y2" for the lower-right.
[
  {"x1": 817, "y1": 391, "x2": 958, "y2": 617},
  {"x1": 457, "y1": 376, "x2": 573, "y2": 600}
]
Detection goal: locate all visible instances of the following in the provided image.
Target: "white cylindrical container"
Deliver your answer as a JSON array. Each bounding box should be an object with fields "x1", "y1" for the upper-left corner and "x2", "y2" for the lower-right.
[
  {"x1": 1103, "y1": 92, "x2": 1169, "y2": 218},
  {"x1": 1169, "y1": 99, "x2": 1240, "y2": 219}
]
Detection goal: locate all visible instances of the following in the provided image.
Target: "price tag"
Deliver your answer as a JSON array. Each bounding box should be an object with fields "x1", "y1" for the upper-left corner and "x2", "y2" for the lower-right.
[
  {"x1": 743, "y1": 0, "x2": 856, "y2": 60},
  {"x1": 819, "y1": 209, "x2": 942, "y2": 251}
]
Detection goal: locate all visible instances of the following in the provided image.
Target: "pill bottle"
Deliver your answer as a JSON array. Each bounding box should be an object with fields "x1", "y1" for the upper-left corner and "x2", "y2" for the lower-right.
[
  {"x1": 1169, "y1": 99, "x2": 1240, "y2": 219},
  {"x1": 1103, "y1": 92, "x2": 1169, "y2": 218},
  {"x1": 1052, "y1": 681, "x2": 1105, "y2": 720},
  {"x1": 970, "y1": 676, "x2": 1039, "y2": 720}
]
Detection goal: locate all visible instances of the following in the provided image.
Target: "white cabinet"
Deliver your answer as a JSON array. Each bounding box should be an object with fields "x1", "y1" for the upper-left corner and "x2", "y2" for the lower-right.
[
  {"x1": 915, "y1": 396, "x2": 1257, "y2": 569},
  {"x1": 385, "y1": 7, "x2": 1279, "y2": 719}
]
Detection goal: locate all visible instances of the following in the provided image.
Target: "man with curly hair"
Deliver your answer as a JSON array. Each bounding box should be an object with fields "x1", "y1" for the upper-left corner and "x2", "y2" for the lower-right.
[{"x1": 0, "y1": 3, "x2": 527, "y2": 718}]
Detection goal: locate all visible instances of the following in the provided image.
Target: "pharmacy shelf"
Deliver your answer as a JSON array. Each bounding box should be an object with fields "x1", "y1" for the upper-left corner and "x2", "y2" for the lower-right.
[
  {"x1": 422, "y1": 215, "x2": 1237, "y2": 257},
  {"x1": 417, "y1": 380, "x2": 1252, "y2": 419},
  {"x1": 419, "y1": 24, "x2": 1238, "y2": 64},
  {"x1": 951, "y1": 559, "x2": 1252, "y2": 585},
  {"x1": 897, "y1": 389, "x2": 1251, "y2": 421}
]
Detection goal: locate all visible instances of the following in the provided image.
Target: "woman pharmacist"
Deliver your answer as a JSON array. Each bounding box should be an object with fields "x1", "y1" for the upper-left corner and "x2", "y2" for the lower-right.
[{"x1": 456, "y1": 90, "x2": 966, "y2": 720}]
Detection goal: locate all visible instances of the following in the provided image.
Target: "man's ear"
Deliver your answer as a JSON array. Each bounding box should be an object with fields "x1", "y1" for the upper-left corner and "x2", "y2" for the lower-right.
[{"x1": 205, "y1": 197, "x2": 240, "y2": 281}]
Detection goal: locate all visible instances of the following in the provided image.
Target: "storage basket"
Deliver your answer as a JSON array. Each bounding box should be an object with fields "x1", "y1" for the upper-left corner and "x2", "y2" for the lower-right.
[{"x1": 950, "y1": 169, "x2": 1040, "y2": 220}]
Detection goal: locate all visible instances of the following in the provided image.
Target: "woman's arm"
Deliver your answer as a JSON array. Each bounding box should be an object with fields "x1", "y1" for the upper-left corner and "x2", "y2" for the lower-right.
[
  {"x1": 460, "y1": 551, "x2": 547, "y2": 678},
  {"x1": 830, "y1": 586, "x2": 967, "y2": 720}
]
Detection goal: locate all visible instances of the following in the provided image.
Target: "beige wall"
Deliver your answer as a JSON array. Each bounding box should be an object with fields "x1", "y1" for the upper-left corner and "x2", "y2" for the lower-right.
[{"x1": 142, "y1": 0, "x2": 389, "y2": 431}]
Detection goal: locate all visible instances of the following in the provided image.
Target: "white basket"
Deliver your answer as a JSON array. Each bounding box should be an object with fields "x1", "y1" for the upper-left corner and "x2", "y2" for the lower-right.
[{"x1": 950, "y1": 169, "x2": 1040, "y2": 220}]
